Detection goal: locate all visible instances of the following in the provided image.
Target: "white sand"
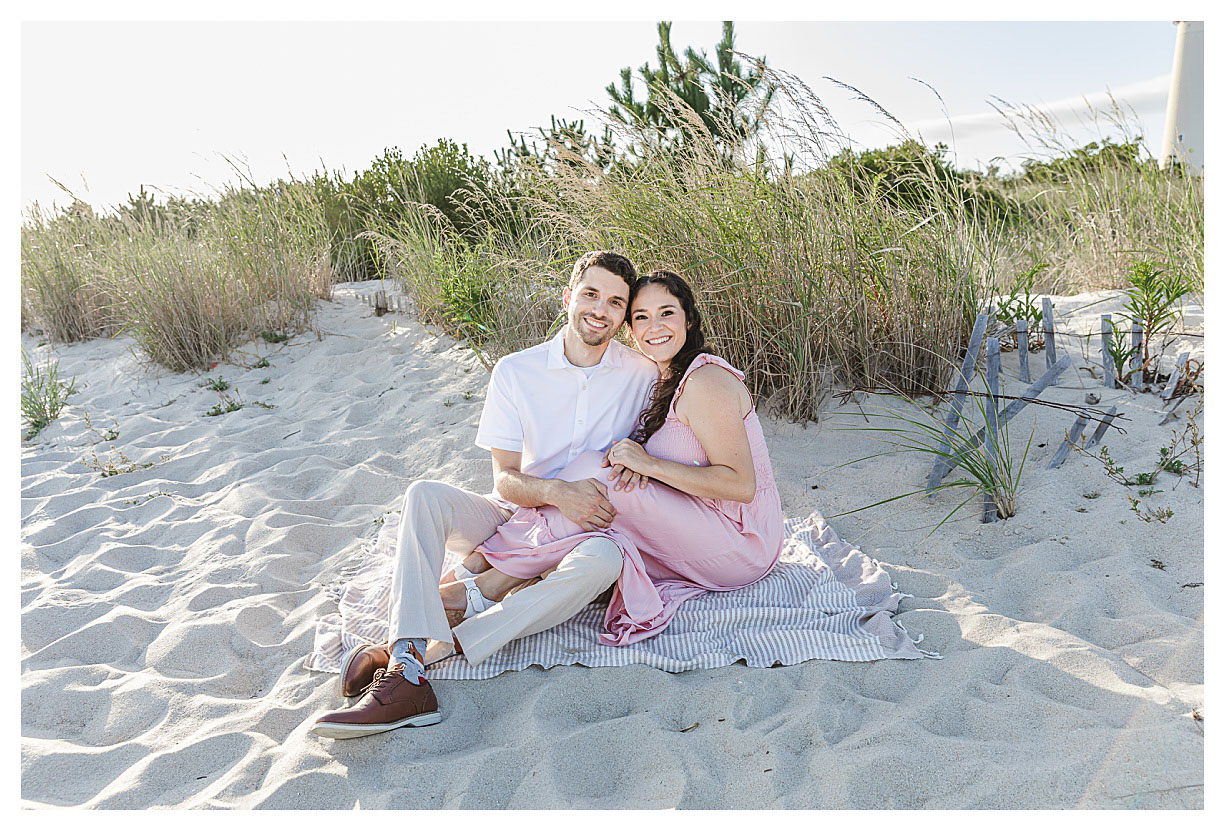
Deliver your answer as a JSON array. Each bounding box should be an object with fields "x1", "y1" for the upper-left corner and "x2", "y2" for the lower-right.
[{"x1": 20, "y1": 283, "x2": 1203, "y2": 808}]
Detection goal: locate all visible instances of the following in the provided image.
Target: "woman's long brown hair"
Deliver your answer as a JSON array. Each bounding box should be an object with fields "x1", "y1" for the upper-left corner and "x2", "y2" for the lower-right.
[{"x1": 629, "y1": 270, "x2": 716, "y2": 443}]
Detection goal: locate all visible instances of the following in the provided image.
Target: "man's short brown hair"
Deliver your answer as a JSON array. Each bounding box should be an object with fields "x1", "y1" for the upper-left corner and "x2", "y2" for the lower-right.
[{"x1": 568, "y1": 251, "x2": 637, "y2": 290}]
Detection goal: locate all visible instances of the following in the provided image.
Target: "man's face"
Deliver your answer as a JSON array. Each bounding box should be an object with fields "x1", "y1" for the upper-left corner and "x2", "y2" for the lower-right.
[{"x1": 562, "y1": 265, "x2": 630, "y2": 347}]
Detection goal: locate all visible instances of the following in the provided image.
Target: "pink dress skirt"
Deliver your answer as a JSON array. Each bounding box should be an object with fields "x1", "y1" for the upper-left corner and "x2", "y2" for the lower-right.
[{"x1": 477, "y1": 354, "x2": 784, "y2": 646}]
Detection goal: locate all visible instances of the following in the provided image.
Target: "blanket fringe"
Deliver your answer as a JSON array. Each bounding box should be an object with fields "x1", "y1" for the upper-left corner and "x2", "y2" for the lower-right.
[{"x1": 894, "y1": 619, "x2": 924, "y2": 644}]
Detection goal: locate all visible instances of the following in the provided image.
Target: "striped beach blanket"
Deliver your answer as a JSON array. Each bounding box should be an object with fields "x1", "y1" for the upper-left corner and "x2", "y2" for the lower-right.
[{"x1": 305, "y1": 510, "x2": 937, "y2": 681}]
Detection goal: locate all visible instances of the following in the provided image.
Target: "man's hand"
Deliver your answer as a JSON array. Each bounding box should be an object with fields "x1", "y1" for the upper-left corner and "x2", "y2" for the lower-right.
[{"x1": 550, "y1": 478, "x2": 616, "y2": 531}]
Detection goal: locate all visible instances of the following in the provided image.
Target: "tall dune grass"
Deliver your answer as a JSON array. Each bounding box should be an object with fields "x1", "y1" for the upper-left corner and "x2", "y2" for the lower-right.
[
  {"x1": 21, "y1": 173, "x2": 333, "y2": 372},
  {"x1": 20, "y1": 70, "x2": 1200, "y2": 402},
  {"x1": 372, "y1": 77, "x2": 991, "y2": 419},
  {"x1": 369, "y1": 71, "x2": 1200, "y2": 420},
  {"x1": 991, "y1": 100, "x2": 1204, "y2": 295}
]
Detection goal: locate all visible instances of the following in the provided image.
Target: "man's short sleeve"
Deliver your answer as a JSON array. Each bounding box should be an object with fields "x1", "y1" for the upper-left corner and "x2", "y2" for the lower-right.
[{"x1": 475, "y1": 358, "x2": 524, "y2": 452}]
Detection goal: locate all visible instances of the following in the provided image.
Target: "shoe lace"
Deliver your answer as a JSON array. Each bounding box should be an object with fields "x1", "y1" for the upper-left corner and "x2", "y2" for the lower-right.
[{"x1": 360, "y1": 663, "x2": 406, "y2": 698}]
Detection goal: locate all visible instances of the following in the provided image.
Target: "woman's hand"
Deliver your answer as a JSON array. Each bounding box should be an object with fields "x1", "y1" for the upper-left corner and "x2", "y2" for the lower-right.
[{"x1": 601, "y1": 439, "x2": 653, "y2": 491}]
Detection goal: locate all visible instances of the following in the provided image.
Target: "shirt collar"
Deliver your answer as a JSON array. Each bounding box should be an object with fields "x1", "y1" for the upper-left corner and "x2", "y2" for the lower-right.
[{"x1": 546, "y1": 327, "x2": 625, "y2": 371}]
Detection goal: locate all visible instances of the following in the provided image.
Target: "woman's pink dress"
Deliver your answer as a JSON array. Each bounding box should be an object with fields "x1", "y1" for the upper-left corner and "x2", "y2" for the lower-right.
[{"x1": 477, "y1": 354, "x2": 784, "y2": 646}]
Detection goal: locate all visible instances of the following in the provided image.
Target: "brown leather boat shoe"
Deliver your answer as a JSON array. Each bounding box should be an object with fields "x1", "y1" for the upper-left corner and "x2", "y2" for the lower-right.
[
  {"x1": 311, "y1": 662, "x2": 441, "y2": 739},
  {"x1": 339, "y1": 642, "x2": 391, "y2": 698}
]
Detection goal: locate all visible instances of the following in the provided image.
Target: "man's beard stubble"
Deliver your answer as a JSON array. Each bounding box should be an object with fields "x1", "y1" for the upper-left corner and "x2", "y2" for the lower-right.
[{"x1": 571, "y1": 311, "x2": 618, "y2": 347}]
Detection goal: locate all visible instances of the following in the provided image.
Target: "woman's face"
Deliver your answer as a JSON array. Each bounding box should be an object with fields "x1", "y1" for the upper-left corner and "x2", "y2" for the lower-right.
[{"x1": 630, "y1": 282, "x2": 688, "y2": 364}]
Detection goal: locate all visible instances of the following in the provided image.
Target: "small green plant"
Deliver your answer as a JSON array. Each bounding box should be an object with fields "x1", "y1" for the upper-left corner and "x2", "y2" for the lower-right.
[
  {"x1": 252, "y1": 357, "x2": 271, "y2": 369},
  {"x1": 1156, "y1": 397, "x2": 1204, "y2": 487},
  {"x1": 260, "y1": 377, "x2": 270, "y2": 385},
  {"x1": 205, "y1": 394, "x2": 243, "y2": 417},
  {"x1": 21, "y1": 349, "x2": 77, "y2": 439},
  {"x1": 1122, "y1": 260, "x2": 1195, "y2": 383},
  {"x1": 83, "y1": 448, "x2": 154, "y2": 477},
  {"x1": 995, "y1": 263, "x2": 1047, "y2": 348},
  {"x1": 1072, "y1": 395, "x2": 1202, "y2": 523},
  {"x1": 260, "y1": 330, "x2": 289, "y2": 344},
  {"x1": 828, "y1": 380, "x2": 1034, "y2": 535},
  {"x1": 122, "y1": 489, "x2": 173, "y2": 506},
  {"x1": 1126, "y1": 495, "x2": 1174, "y2": 523},
  {"x1": 1091, "y1": 445, "x2": 1131, "y2": 485},
  {"x1": 204, "y1": 376, "x2": 230, "y2": 392},
  {"x1": 1157, "y1": 445, "x2": 1187, "y2": 475},
  {"x1": 1103, "y1": 317, "x2": 1141, "y2": 387},
  {"x1": 249, "y1": 400, "x2": 276, "y2": 409},
  {"x1": 82, "y1": 411, "x2": 120, "y2": 443}
]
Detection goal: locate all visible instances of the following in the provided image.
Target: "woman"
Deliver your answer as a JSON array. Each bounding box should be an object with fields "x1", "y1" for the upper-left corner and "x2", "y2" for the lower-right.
[{"x1": 440, "y1": 270, "x2": 783, "y2": 647}]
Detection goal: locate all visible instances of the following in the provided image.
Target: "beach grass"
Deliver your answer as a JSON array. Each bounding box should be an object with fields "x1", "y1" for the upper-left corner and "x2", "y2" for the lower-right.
[
  {"x1": 20, "y1": 75, "x2": 1200, "y2": 408},
  {"x1": 20, "y1": 348, "x2": 77, "y2": 440},
  {"x1": 988, "y1": 101, "x2": 1204, "y2": 296},
  {"x1": 21, "y1": 169, "x2": 333, "y2": 372}
]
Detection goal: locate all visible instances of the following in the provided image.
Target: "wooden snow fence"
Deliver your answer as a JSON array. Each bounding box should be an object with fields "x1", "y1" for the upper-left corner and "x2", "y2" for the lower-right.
[
  {"x1": 357, "y1": 290, "x2": 410, "y2": 315},
  {"x1": 926, "y1": 298, "x2": 1076, "y2": 521}
]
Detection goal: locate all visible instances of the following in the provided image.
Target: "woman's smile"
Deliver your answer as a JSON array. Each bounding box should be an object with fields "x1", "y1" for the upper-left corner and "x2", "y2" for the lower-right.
[{"x1": 631, "y1": 283, "x2": 687, "y2": 363}]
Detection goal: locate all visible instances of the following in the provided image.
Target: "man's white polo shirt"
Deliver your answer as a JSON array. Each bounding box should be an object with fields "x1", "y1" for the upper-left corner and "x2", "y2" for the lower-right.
[{"x1": 476, "y1": 328, "x2": 659, "y2": 496}]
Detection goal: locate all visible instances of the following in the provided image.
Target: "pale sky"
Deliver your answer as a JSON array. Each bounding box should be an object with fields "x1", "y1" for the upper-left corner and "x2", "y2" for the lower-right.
[{"x1": 22, "y1": 19, "x2": 1183, "y2": 214}]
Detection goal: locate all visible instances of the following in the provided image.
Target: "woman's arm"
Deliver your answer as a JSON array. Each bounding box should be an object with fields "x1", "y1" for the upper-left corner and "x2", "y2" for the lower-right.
[{"x1": 604, "y1": 365, "x2": 757, "y2": 503}]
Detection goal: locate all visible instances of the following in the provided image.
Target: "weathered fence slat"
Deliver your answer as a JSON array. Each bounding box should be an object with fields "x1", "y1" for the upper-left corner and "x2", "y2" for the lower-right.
[
  {"x1": 1160, "y1": 395, "x2": 1192, "y2": 426},
  {"x1": 1042, "y1": 297, "x2": 1057, "y2": 368},
  {"x1": 926, "y1": 311, "x2": 991, "y2": 494},
  {"x1": 1129, "y1": 322, "x2": 1143, "y2": 390},
  {"x1": 1048, "y1": 411, "x2": 1090, "y2": 469},
  {"x1": 982, "y1": 337, "x2": 1002, "y2": 523},
  {"x1": 1084, "y1": 405, "x2": 1119, "y2": 449},
  {"x1": 1100, "y1": 315, "x2": 1115, "y2": 388},
  {"x1": 1162, "y1": 351, "x2": 1190, "y2": 400},
  {"x1": 1016, "y1": 319, "x2": 1030, "y2": 383},
  {"x1": 931, "y1": 355, "x2": 1073, "y2": 484},
  {"x1": 374, "y1": 290, "x2": 389, "y2": 316}
]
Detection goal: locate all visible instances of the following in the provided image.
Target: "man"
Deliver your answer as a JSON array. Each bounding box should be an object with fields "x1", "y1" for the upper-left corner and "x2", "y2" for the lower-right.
[{"x1": 310, "y1": 251, "x2": 658, "y2": 739}]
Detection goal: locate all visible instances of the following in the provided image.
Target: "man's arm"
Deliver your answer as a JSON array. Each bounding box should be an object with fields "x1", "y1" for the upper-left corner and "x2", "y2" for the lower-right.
[{"x1": 490, "y1": 448, "x2": 617, "y2": 532}]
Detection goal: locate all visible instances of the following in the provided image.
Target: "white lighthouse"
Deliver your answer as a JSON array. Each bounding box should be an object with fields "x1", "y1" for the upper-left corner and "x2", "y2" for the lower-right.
[{"x1": 1159, "y1": 21, "x2": 1204, "y2": 172}]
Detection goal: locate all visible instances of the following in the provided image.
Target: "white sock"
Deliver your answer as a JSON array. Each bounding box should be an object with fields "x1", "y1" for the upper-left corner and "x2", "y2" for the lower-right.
[{"x1": 390, "y1": 637, "x2": 428, "y2": 683}]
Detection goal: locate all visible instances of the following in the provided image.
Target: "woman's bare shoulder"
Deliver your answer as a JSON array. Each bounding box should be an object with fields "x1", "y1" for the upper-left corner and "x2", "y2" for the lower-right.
[{"x1": 677, "y1": 363, "x2": 750, "y2": 415}]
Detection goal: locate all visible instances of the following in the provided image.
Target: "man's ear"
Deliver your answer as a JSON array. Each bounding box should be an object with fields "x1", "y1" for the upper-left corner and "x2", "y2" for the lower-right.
[{"x1": 561, "y1": 287, "x2": 571, "y2": 310}]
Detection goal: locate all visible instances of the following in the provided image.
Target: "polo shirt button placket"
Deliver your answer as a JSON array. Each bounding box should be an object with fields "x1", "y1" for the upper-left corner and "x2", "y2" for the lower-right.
[{"x1": 571, "y1": 370, "x2": 589, "y2": 459}]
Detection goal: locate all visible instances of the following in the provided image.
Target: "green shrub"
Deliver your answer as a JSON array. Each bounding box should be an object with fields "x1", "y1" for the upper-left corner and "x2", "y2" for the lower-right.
[
  {"x1": 827, "y1": 141, "x2": 1024, "y2": 227},
  {"x1": 316, "y1": 140, "x2": 510, "y2": 282},
  {"x1": 1121, "y1": 259, "x2": 1196, "y2": 382}
]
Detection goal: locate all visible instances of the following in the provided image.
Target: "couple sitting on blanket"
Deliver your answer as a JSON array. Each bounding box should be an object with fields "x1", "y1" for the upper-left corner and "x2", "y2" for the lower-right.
[{"x1": 311, "y1": 251, "x2": 784, "y2": 739}]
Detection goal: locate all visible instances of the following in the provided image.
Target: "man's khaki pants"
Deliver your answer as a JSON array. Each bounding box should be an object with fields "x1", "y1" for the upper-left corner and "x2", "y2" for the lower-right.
[{"x1": 387, "y1": 479, "x2": 622, "y2": 665}]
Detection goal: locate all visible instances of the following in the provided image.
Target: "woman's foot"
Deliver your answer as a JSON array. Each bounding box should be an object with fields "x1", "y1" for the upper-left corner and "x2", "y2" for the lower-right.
[
  {"x1": 440, "y1": 551, "x2": 492, "y2": 585},
  {"x1": 439, "y1": 579, "x2": 474, "y2": 613},
  {"x1": 438, "y1": 566, "x2": 531, "y2": 624},
  {"x1": 440, "y1": 577, "x2": 494, "y2": 631}
]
